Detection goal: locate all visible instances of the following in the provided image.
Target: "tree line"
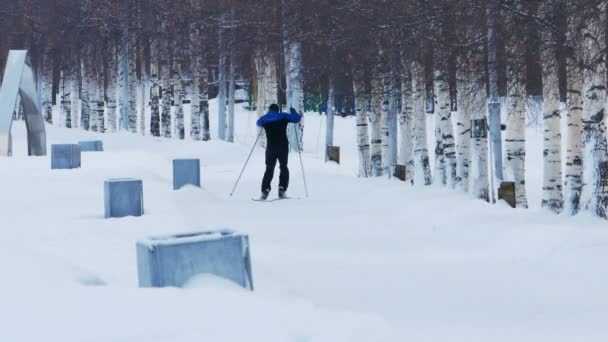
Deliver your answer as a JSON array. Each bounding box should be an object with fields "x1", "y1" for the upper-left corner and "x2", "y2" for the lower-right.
[{"x1": 1, "y1": 0, "x2": 607, "y2": 218}]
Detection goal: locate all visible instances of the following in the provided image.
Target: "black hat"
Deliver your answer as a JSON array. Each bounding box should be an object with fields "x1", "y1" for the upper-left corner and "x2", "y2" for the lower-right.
[{"x1": 269, "y1": 104, "x2": 280, "y2": 112}]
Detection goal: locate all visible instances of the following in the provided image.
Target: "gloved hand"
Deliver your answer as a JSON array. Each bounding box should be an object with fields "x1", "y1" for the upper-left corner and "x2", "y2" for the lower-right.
[{"x1": 290, "y1": 107, "x2": 301, "y2": 116}]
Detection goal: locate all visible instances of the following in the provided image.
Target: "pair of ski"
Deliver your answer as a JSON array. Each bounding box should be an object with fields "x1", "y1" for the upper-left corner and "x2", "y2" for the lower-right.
[{"x1": 252, "y1": 196, "x2": 298, "y2": 202}]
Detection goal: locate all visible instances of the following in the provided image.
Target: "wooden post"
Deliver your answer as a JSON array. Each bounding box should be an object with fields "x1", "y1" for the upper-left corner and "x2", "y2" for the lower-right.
[
  {"x1": 394, "y1": 164, "x2": 407, "y2": 182},
  {"x1": 498, "y1": 181, "x2": 516, "y2": 208},
  {"x1": 326, "y1": 145, "x2": 340, "y2": 164}
]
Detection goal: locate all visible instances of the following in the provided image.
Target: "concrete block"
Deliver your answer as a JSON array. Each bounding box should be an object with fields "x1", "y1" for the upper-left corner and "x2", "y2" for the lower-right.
[
  {"x1": 78, "y1": 140, "x2": 103, "y2": 152},
  {"x1": 51, "y1": 144, "x2": 81, "y2": 169},
  {"x1": 137, "y1": 229, "x2": 253, "y2": 290},
  {"x1": 104, "y1": 178, "x2": 144, "y2": 218},
  {"x1": 173, "y1": 159, "x2": 201, "y2": 190}
]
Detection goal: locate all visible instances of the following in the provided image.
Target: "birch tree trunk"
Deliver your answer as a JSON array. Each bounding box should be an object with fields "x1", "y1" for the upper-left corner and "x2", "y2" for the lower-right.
[
  {"x1": 455, "y1": 57, "x2": 471, "y2": 191},
  {"x1": 287, "y1": 41, "x2": 304, "y2": 151},
  {"x1": 105, "y1": 42, "x2": 118, "y2": 133},
  {"x1": 325, "y1": 72, "x2": 335, "y2": 162},
  {"x1": 200, "y1": 61, "x2": 210, "y2": 141},
  {"x1": 127, "y1": 34, "x2": 138, "y2": 134},
  {"x1": 370, "y1": 77, "x2": 384, "y2": 177},
  {"x1": 254, "y1": 49, "x2": 267, "y2": 147},
  {"x1": 564, "y1": 8, "x2": 583, "y2": 214},
  {"x1": 263, "y1": 54, "x2": 278, "y2": 115},
  {"x1": 411, "y1": 59, "x2": 432, "y2": 185},
  {"x1": 504, "y1": 8, "x2": 528, "y2": 208},
  {"x1": 380, "y1": 77, "x2": 390, "y2": 176},
  {"x1": 540, "y1": 2, "x2": 564, "y2": 213},
  {"x1": 353, "y1": 69, "x2": 371, "y2": 177},
  {"x1": 581, "y1": 1, "x2": 608, "y2": 218},
  {"x1": 60, "y1": 69, "x2": 71, "y2": 128},
  {"x1": 40, "y1": 49, "x2": 53, "y2": 124},
  {"x1": 217, "y1": 14, "x2": 227, "y2": 141},
  {"x1": 387, "y1": 51, "x2": 399, "y2": 176},
  {"x1": 227, "y1": 50, "x2": 236, "y2": 143},
  {"x1": 70, "y1": 63, "x2": 79, "y2": 129},
  {"x1": 80, "y1": 49, "x2": 91, "y2": 130},
  {"x1": 189, "y1": 15, "x2": 202, "y2": 141},
  {"x1": 433, "y1": 66, "x2": 456, "y2": 187},
  {"x1": 150, "y1": 37, "x2": 161, "y2": 137},
  {"x1": 399, "y1": 63, "x2": 414, "y2": 181},
  {"x1": 172, "y1": 49, "x2": 185, "y2": 140},
  {"x1": 160, "y1": 33, "x2": 172, "y2": 138}
]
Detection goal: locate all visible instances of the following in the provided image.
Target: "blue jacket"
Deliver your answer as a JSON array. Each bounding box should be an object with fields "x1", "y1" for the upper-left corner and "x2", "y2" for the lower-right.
[
  {"x1": 256, "y1": 111, "x2": 302, "y2": 148},
  {"x1": 256, "y1": 111, "x2": 301, "y2": 127}
]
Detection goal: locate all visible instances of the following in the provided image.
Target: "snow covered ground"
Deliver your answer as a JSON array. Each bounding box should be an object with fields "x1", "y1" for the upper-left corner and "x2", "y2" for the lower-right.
[{"x1": 1, "y1": 104, "x2": 607, "y2": 341}]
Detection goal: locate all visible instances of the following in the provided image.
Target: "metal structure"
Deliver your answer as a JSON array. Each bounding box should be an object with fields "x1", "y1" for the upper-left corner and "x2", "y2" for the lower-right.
[{"x1": 0, "y1": 50, "x2": 47, "y2": 156}]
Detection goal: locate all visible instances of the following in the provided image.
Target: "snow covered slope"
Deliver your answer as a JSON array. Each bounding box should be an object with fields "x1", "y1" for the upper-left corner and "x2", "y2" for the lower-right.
[{"x1": 0, "y1": 108, "x2": 607, "y2": 341}]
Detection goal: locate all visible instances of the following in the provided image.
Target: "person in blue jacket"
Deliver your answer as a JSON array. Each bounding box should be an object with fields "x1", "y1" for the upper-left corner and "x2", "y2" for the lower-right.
[{"x1": 256, "y1": 104, "x2": 302, "y2": 200}]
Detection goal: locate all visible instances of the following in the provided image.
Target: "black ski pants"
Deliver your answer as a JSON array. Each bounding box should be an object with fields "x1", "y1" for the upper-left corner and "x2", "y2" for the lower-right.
[{"x1": 261, "y1": 145, "x2": 289, "y2": 193}]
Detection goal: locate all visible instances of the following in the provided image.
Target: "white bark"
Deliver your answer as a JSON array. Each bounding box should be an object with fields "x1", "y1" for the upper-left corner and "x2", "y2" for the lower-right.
[
  {"x1": 40, "y1": 50, "x2": 53, "y2": 124},
  {"x1": 434, "y1": 67, "x2": 456, "y2": 187},
  {"x1": 504, "y1": 11, "x2": 528, "y2": 208},
  {"x1": 60, "y1": 70, "x2": 71, "y2": 128},
  {"x1": 540, "y1": 5, "x2": 564, "y2": 213},
  {"x1": 263, "y1": 54, "x2": 278, "y2": 113},
  {"x1": 106, "y1": 42, "x2": 118, "y2": 133},
  {"x1": 353, "y1": 70, "x2": 371, "y2": 177},
  {"x1": 81, "y1": 52, "x2": 90, "y2": 130},
  {"x1": 160, "y1": 36, "x2": 172, "y2": 138},
  {"x1": 411, "y1": 59, "x2": 432, "y2": 185},
  {"x1": 217, "y1": 14, "x2": 227, "y2": 141},
  {"x1": 227, "y1": 51, "x2": 236, "y2": 143},
  {"x1": 150, "y1": 38, "x2": 161, "y2": 137},
  {"x1": 127, "y1": 36, "x2": 137, "y2": 133},
  {"x1": 468, "y1": 63, "x2": 489, "y2": 201},
  {"x1": 455, "y1": 58, "x2": 471, "y2": 191},
  {"x1": 254, "y1": 49, "x2": 267, "y2": 147},
  {"x1": 399, "y1": 64, "x2": 414, "y2": 181},
  {"x1": 325, "y1": 73, "x2": 335, "y2": 161},
  {"x1": 172, "y1": 51, "x2": 185, "y2": 140},
  {"x1": 370, "y1": 77, "x2": 384, "y2": 177},
  {"x1": 70, "y1": 66, "x2": 79, "y2": 129},
  {"x1": 564, "y1": 11, "x2": 583, "y2": 214},
  {"x1": 287, "y1": 41, "x2": 304, "y2": 151},
  {"x1": 581, "y1": 2, "x2": 608, "y2": 218}
]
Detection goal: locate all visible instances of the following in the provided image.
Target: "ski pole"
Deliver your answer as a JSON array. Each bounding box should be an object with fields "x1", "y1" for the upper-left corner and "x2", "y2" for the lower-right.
[
  {"x1": 294, "y1": 124, "x2": 309, "y2": 198},
  {"x1": 230, "y1": 129, "x2": 263, "y2": 196}
]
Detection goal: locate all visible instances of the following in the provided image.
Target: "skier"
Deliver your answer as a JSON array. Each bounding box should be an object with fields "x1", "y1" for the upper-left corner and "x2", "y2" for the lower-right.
[{"x1": 256, "y1": 103, "x2": 302, "y2": 200}]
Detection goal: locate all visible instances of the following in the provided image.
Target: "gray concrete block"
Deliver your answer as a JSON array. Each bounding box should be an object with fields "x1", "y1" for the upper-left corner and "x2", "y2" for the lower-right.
[
  {"x1": 137, "y1": 229, "x2": 253, "y2": 290},
  {"x1": 78, "y1": 140, "x2": 103, "y2": 152},
  {"x1": 51, "y1": 144, "x2": 81, "y2": 169},
  {"x1": 173, "y1": 159, "x2": 201, "y2": 190},
  {"x1": 104, "y1": 178, "x2": 144, "y2": 218}
]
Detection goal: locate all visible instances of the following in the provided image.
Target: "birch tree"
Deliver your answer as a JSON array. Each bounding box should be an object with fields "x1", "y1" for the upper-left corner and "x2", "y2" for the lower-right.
[
  {"x1": 217, "y1": 13, "x2": 227, "y2": 141},
  {"x1": 411, "y1": 58, "x2": 432, "y2": 185},
  {"x1": 254, "y1": 49, "x2": 267, "y2": 147},
  {"x1": 540, "y1": 0, "x2": 564, "y2": 213},
  {"x1": 40, "y1": 49, "x2": 53, "y2": 124},
  {"x1": 399, "y1": 55, "x2": 414, "y2": 181},
  {"x1": 106, "y1": 41, "x2": 118, "y2": 133},
  {"x1": 370, "y1": 76, "x2": 384, "y2": 177},
  {"x1": 581, "y1": 0, "x2": 608, "y2": 218},
  {"x1": 353, "y1": 68, "x2": 371, "y2": 177},
  {"x1": 455, "y1": 55, "x2": 471, "y2": 191},
  {"x1": 434, "y1": 62, "x2": 456, "y2": 187},
  {"x1": 564, "y1": 2, "x2": 584, "y2": 214},
  {"x1": 504, "y1": 4, "x2": 528, "y2": 208}
]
